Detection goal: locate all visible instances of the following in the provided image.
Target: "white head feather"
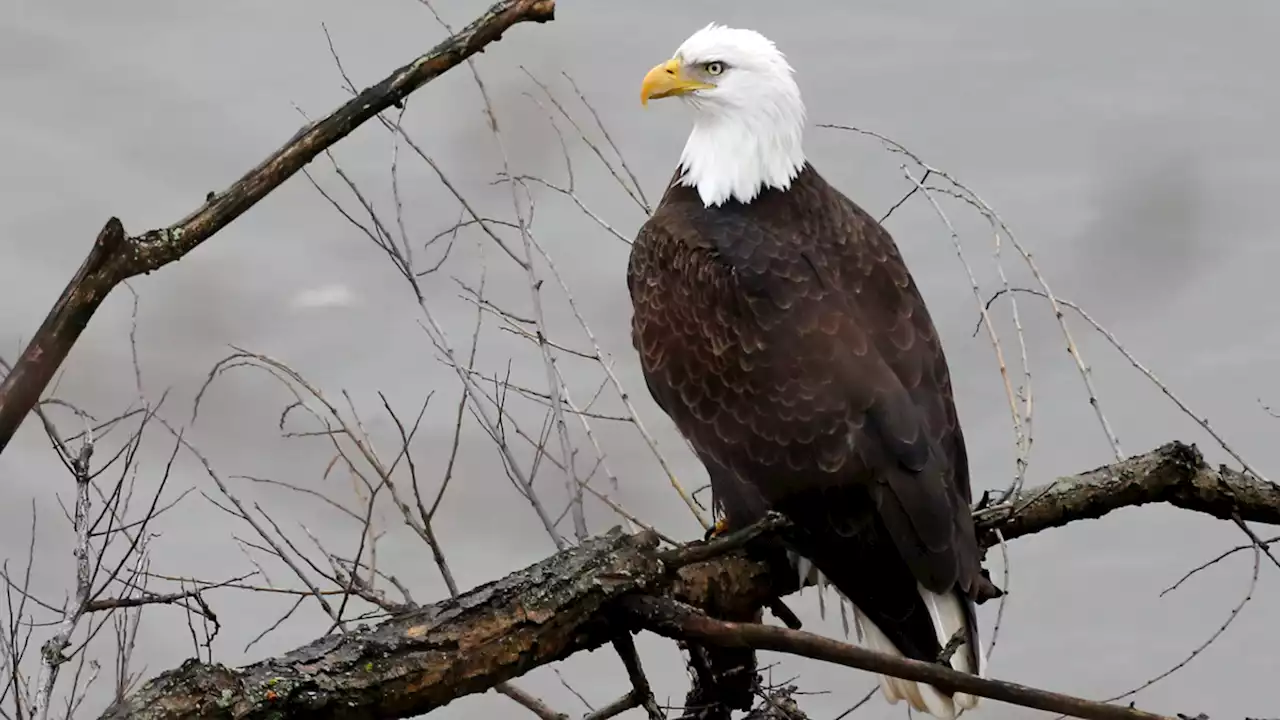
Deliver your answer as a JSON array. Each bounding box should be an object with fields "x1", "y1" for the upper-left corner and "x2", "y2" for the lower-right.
[{"x1": 661, "y1": 24, "x2": 808, "y2": 207}]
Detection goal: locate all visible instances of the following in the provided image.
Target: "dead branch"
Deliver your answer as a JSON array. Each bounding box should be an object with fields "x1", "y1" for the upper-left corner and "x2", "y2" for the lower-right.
[
  {"x1": 622, "y1": 595, "x2": 1167, "y2": 720},
  {"x1": 32, "y1": 429, "x2": 95, "y2": 720},
  {"x1": 99, "y1": 529, "x2": 663, "y2": 720},
  {"x1": 972, "y1": 440, "x2": 1280, "y2": 544},
  {"x1": 0, "y1": 0, "x2": 556, "y2": 458},
  {"x1": 609, "y1": 633, "x2": 665, "y2": 720},
  {"x1": 96, "y1": 440, "x2": 1272, "y2": 719},
  {"x1": 742, "y1": 686, "x2": 811, "y2": 720}
]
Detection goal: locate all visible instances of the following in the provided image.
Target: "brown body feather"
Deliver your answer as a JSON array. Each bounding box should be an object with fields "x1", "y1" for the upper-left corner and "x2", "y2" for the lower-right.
[{"x1": 627, "y1": 163, "x2": 982, "y2": 668}]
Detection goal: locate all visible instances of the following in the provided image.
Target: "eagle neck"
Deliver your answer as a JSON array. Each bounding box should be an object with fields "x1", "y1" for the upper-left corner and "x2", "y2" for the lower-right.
[{"x1": 677, "y1": 100, "x2": 806, "y2": 208}]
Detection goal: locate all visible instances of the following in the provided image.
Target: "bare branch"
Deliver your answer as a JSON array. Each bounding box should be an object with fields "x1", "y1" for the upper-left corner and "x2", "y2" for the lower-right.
[
  {"x1": 100, "y1": 530, "x2": 663, "y2": 720},
  {"x1": 621, "y1": 595, "x2": 1170, "y2": 720},
  {"x1": 610, "y1": 633, "x2": 664, "y2": 720},
  {"x1": 0, "y1": 0, "x2": 556, "y2": 457},
  {"x1": 971, "y1": 442, "x2": 1280, "y2": 544},
  {"x1": 100, "y1": 441, "x2": 1270, "y2": 719},
  {"x1": 31, "y1": 424, "x2": 95, "y2": 720}
]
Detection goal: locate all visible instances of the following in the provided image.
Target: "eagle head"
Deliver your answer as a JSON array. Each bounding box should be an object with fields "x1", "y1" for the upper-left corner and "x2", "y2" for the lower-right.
[{"x1": 640, "y1": 24, "x2": 807, "y2": 208}]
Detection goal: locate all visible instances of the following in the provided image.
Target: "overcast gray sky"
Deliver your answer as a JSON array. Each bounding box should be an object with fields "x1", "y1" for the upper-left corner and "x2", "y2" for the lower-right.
[{"x1": 3, "y1": 1, "x2": 1279, "y2": 718}]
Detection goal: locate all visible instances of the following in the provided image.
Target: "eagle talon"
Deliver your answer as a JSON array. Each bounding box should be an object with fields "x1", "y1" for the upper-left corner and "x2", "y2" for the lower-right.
[{"x1": 704, "y1": 517, "x2": 731, "y2": 541}]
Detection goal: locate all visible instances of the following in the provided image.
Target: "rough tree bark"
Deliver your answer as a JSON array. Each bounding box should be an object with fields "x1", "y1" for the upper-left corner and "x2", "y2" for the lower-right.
[
  {"x1": 99, "y1": 441, "x2": 1280, "y2": 720},
  {"x1": 101, "y1": 530, "x2": 664, "y2": 720},
  {"x1": 0, "y1": 0, "x2": 556, "y2": 458}
]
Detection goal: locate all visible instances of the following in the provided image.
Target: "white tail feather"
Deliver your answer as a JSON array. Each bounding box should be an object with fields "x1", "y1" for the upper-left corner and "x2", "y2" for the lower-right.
[
  {"x1": 788, "y1": 554, "x2": 985, "y2": 719},
  {"x1": 918, "y1": 582, "x2": 985, "y2": 712}
]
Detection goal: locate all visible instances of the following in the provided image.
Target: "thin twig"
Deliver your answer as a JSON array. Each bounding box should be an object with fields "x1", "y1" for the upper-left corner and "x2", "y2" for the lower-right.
[{"x1": 0, "y1": 0, "x2": 557, "y2": 457}]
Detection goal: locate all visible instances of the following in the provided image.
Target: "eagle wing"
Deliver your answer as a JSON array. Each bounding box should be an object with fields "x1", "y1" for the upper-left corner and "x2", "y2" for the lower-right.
[{"x1": 627, "y1": 172, "x2": 979, "y2": 599}]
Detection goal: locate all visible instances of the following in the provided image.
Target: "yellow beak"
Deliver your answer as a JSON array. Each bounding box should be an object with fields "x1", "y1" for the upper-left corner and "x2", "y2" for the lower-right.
[{"x1": 641, "y1": 58, "x2": 714, "y2": 106}]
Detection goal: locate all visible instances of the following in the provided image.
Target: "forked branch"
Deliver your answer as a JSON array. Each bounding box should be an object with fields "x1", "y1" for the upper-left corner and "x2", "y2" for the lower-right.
[
  {"x1": 0, "y1": 0, "x2": 556, "y2": 457},
  {"x1": 100, "y1": 441, "x2": 1276, "y2": 719}
]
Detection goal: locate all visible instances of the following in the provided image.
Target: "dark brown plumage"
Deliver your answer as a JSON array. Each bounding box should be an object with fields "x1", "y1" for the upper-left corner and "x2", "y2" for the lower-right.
[{"x1": 627, "y1": 162, "x2": 983, "y2": 675}]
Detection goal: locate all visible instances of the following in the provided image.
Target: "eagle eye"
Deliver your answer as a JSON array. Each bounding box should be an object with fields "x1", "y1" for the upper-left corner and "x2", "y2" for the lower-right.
[{"x1": 704, "y1": 61, "x2": 725, "y2": 76}]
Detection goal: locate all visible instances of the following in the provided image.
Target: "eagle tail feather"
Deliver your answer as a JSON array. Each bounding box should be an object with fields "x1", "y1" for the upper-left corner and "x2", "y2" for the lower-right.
[
  {"x1": 787, "y1": 552, "x2": 983, "y2": 718},
  {"x1": 852, "y1": 606, "x2": 929, "y2": 711},
  {"x1": 917, "y1": 583, "x2": 985, "y2": 712}
]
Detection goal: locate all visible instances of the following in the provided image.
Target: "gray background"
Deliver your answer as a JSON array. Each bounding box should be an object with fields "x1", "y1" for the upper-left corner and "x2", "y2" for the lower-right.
[{"x1": 2, "y1": 1, "x2": 1279, "y2": 718}]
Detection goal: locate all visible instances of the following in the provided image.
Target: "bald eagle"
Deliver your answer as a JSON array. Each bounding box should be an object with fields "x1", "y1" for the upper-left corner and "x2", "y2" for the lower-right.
[{"x1": 628, "y1": 24, "x2": 987, "y2": 718}]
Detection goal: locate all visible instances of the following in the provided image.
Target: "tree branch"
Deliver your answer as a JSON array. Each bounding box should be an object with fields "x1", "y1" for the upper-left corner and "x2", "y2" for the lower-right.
[
  {"x1": 742, "y1": 686, "x2": 811, "y2": 720},
  {"x1": 99, "y1": 441, "x2": 1275, "y2": 719},
  {"x1": 622, "y1": 595, "x2": 1169, "y2": 720},
  {"x1": 0, "y1": 0, "x2": 556, "y2": 458},
  {"x1": 100, "y1": 530, "x2": 663, "y2": 720},
  {"x1": 973, "y1": 440, "x2": 1280, "y2": 543}
]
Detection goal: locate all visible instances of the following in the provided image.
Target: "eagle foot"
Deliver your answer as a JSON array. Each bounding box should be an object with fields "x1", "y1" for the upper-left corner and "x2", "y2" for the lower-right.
[
  {"x1": 975, "y1": 568, "x2": 1006, "y2": 604},
  {"x1": 704, "y1": 517, "x2": 731, "y2": 542}
]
